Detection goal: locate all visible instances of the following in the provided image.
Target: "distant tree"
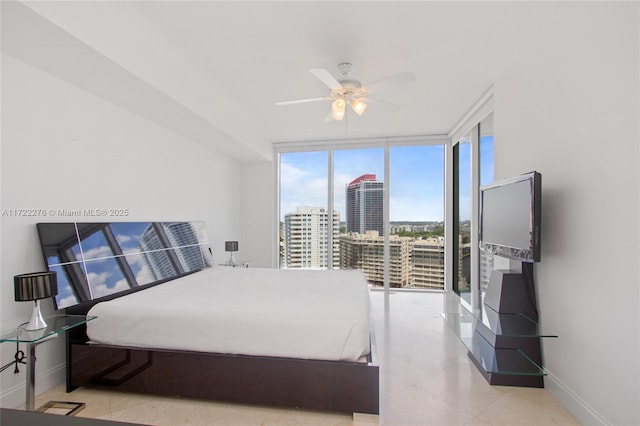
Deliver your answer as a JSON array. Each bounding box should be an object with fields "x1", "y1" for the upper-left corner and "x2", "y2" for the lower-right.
[{"x1": 392, "y1": 227, "x2": 444, "y2": 239}]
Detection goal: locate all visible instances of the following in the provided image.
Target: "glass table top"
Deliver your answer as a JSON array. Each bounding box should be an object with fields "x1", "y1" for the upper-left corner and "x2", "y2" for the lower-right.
[
  {"x1": 0, "y1": 315, "x2": 96, "y2": 344},
  {"x1": 442, "y1": 309, "x2": 553, "y2": 376},
  {"x1": 443, "y1": 309, "x2": 558, "y2": 338}
]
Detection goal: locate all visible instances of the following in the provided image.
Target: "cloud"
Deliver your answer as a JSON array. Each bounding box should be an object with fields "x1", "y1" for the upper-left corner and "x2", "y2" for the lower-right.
[
  {"x1": 80, "y1": 245, "x2": 113, "y2": 260},
  {"x1": 279, "y1": 161, "x2": 312, "y2": 187},
  {"x1": 125, "y1": 254, "x2": 146, "y2": 271},
  {"x1": 89, "y1": 271, "x2": 132, "y2": 299},
  {"x1": 57, "y1": 294, "x2": 78, "y2": 310},
  {"x1": 280, "y1": 161, "x2": 328, "y2": 217},
  {"x1": 135, "y1": 265, "x2": 155, "y2": 286},
  {"x1": 116, "y1": 234, "x2": 146, "y2": 255},
  {"x1": 86, "y1": 270, "x2": 111, "y2": 298}
]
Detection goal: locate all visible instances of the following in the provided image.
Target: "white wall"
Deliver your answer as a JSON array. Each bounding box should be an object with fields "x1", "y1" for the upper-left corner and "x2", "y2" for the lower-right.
[
  {"x1": 491, "y1": 3, "x2": 639, "y2": 424},
  {"x1": 0, "y1": 53, "x2": 241, "y2": 407},
  {"x1": 239, "y1": 161, "x2": 276, "y2": 268}
]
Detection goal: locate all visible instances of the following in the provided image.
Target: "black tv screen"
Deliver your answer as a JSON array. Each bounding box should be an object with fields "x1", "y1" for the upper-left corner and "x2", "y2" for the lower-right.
[{"x1": 479, "y1": 171, "x2": 541, "y2": 262}]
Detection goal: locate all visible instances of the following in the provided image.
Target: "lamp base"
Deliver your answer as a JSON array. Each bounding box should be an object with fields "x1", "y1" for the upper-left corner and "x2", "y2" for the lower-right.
[
  {"x1": 24, "y1": 300, "x2": 47, "y2": 331},
  {"x1": 225, "y1": 252, "x2": 237, "y2": 267}
]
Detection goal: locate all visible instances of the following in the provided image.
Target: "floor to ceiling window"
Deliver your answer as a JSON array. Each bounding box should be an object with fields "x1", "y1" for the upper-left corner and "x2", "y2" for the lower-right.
[
  {"x1": 334, "y1": 148, "x2": 385, "y2": 282},
  {"x1": 479, "y1": 113, "x2": 494, "y2": 294},
  {"x1": 453, "y1": 135, "x2": 472, "y2": 306},
  {"x1": 279, "y1": 151, "x2": 329, "y2": 269},
  {"x1": 451, "y1": 109, "x2": 494, "y2": 310},
  {"x1": 276, "y1": 138, "x2": 446, "y2": 290},
  {"x1": 389, "y1": 145, "x2": 445, "y2": 289}
]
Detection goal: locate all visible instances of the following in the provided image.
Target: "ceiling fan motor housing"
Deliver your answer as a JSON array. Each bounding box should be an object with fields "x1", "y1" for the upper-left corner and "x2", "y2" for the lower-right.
[
  {"x1": 332, "y1": 80, "x2": 366, "y2": 101},
  {"x1": 337, "y1": 62, "x2": 353, "y2": 77}
]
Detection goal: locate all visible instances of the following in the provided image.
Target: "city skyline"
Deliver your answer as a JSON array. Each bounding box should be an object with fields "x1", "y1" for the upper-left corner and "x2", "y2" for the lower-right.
[{"x1": 280, "y1": 139, "x2": 493, "y2": 223}]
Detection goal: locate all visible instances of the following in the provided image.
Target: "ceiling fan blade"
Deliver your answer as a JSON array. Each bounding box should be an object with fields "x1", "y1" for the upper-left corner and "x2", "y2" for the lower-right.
[
  {"x1": 310, "y1": 68, "x2": 343, "y2": 91},
  {"x1": 366, "y1": 97, "x2": 403, "y2": 112},
  {"x1": 365, "y1": 72, "x2": 415, "y2": 95},
  {"x1": 275, "y1": 97, "x2": 328, "y2": 106},
  {"x1": 323, "y1": 111, "x2": 335, "y2": 123}
]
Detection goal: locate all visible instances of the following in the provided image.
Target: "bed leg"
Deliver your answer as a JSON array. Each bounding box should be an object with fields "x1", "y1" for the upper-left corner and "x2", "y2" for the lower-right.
[{"x1": 353, "y1": 412, "x2": 379, "y2": 424}]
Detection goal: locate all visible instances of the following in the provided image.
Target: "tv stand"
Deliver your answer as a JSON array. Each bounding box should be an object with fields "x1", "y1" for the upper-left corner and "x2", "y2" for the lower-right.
[
  {"x1": 484, "y1": 264, "x2": 538, "y2": 321},
  {"x1": 466, "y1": 263, "x2": 557, "y2": 387}
]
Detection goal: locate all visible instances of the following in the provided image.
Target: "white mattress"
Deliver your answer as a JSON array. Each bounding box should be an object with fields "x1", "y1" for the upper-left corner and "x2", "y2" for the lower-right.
[{"x1": 87, "y1": 267, "x2": 371, "y2": 362}]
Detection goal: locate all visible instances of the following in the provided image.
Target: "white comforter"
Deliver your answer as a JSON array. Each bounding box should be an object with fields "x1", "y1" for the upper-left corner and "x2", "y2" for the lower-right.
[{"x1": 87, "y1": 267, "x2": 371, "y2": 362}]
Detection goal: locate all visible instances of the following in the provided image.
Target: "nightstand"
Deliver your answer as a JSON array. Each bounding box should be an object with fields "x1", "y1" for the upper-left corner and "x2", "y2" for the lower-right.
[{"x1": 0, "y1": 315, "x2": 96, "y2": 411}]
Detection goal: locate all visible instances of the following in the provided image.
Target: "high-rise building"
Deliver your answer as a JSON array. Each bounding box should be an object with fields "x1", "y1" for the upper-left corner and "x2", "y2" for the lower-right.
[
  {"x1": 284, "y1": 206, "x2": 340, "y2": 269},
  {"x1": 339, "y1": 231, "x2": 411, "y2": 287},
  {"x1": 410, "y1": 237, "x2": 445, "y2": 290},
  {"x1": 346, "y1": 174, "x2": 384, "y2": 236},
  {"x1": 139, "y1": 222, "x2": 209, "y2": 280}
]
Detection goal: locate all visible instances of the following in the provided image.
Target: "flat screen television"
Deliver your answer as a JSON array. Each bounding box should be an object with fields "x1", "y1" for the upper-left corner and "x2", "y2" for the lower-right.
[{"x1": 479, "y1": 171, "x2": 541, "y2": 263}]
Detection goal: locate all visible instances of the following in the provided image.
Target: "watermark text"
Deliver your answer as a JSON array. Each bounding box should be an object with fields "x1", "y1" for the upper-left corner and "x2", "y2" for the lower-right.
[{"x1": 2, "y1": 208, "x2": 130, "y2": 217}]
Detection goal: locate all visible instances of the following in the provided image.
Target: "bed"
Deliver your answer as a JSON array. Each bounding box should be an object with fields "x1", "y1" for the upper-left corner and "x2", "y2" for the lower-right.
[{"x1": 37, "y1": 221, "x2": 379, "y2": 415}]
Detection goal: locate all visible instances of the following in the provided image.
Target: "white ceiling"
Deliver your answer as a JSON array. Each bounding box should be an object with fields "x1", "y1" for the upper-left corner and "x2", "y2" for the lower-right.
[{"x1": 7, "y1": 1, "x2": 520, "y2": 161}]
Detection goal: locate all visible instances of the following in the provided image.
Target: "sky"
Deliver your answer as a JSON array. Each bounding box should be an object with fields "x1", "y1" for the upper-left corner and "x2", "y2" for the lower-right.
[{"x1": 280, "y1": 137, "x2": 493, "y2": 222}]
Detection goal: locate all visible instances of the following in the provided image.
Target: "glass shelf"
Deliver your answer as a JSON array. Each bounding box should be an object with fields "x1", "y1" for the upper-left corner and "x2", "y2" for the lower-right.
[
  {"x1": 442, "y1": 310, "x2": 550, "y2": 377},
  {"x1": 469, "y1": 333, "x2": 545, "y2": 376},
  {"x1": 443, "y1": 309, "x2": 557, "y2": 339},
  {"x1": 0, "y1": 315, "x2": 96, "y2": 344}
]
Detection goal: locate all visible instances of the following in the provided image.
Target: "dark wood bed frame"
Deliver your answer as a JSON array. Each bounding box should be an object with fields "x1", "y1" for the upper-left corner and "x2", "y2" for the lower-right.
[{"x1": 64, "y1": 280, "x2": 380, "y2": 416}]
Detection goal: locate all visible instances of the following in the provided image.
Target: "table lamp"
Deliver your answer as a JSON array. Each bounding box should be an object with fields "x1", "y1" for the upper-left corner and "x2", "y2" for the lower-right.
[
  {"x1": 225, "y1": 241, "x2": 239, "y2": 266},
  {"x1": 14, "y1": 271, "x2": 58, "y2": 330}
]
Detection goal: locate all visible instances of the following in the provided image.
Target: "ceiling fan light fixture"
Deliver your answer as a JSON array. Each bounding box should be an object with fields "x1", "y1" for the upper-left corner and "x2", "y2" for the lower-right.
[
  {"x1": 332, "y1": 97, "x2": 346, "y2": 113},
  {"x1": 332, "y1": 109, "x2": 345, "y2": 121},
  {"x1": 351, "y1": 98, "x2": 368, "y2": 116}
]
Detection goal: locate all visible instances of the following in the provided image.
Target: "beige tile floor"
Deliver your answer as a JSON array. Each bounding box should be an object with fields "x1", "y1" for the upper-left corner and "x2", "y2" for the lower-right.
[{"x1": 34, "y1": 291, "x2": 579, "y2": 425}]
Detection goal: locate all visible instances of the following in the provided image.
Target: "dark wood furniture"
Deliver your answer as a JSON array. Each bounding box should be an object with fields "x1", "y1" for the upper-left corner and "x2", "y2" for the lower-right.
[
  {"x1": 36, "y1": 221, "x2": 379, "y2": 415},
  {"x1": 64, "y1": 283, "x2": 379, "y2": 416}
]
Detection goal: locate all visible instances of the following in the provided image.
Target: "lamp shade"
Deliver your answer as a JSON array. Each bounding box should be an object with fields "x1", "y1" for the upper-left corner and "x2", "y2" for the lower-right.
[
  {"x1": 14, "y1": 271, "x2": 58, "y2": 302},
  {"x1": 225, "y1": 241, "x2": 239, "y2": 252},
  {"x1": 351, "y1": 98, "x2": 368, "y2": 116}
]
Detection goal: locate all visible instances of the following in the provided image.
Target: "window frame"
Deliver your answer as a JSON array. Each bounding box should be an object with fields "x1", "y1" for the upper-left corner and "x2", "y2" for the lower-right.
[
  {"x1": 275, "y1": 135, "x2": 448, "y2": 291},
  {"x1": 275, "y1": 87, "x2": 493, "y2": 296},
  {"x1": 447, "y1": 88, "x2": 494, "y2": 312}
]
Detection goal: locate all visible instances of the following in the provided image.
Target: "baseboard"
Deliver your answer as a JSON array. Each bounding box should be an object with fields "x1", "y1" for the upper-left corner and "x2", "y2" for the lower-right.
[
  {"x1": 545, "y1": 369, "x2": 609, "y2": 425},
  {"x1": 0, "y1": 362, "x2": 65, "y2": 409}
]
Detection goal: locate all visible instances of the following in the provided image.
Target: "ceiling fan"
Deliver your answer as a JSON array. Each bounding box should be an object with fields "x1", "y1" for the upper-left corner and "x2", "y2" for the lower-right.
[{"x1": 275, "y1": 62, "x2": 415, "y2": 122}]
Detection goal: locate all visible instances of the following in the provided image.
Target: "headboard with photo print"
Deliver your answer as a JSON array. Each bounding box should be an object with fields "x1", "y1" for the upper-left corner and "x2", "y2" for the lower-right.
[{"x1": 36, "y1": 221, "x2": 213, "y2": 311}]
